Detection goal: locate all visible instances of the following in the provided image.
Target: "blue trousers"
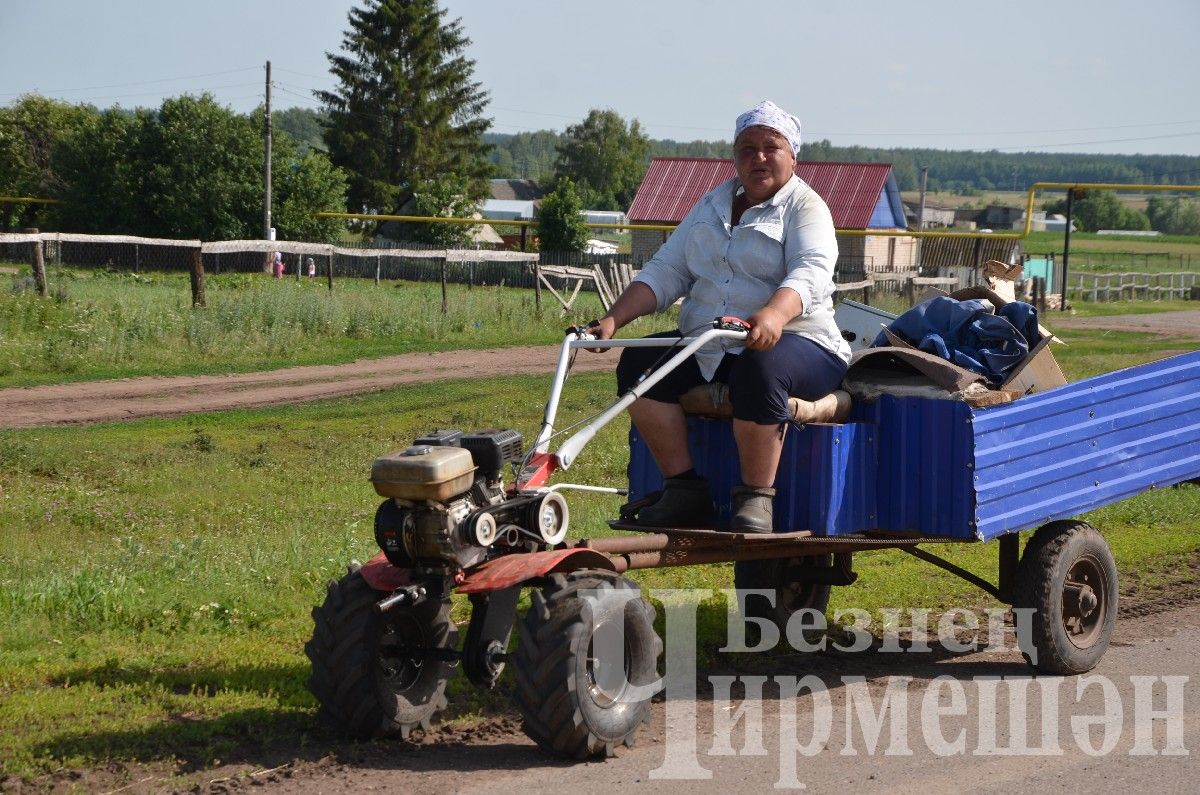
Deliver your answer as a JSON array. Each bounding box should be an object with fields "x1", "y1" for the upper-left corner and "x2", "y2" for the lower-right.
[{"x1": 615, "y1": 332, "x2": 847, "y2": 424}]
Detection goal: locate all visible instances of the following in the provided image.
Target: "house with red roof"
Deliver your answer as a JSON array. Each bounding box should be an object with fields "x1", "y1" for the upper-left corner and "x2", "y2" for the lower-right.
[{"x1": 627, "y1": 158, "x2": 915, "y2": 277}]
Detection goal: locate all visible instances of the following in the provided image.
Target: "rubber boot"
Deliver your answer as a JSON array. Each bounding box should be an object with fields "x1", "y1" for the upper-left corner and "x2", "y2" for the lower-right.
[
  {"x1": 730, "y1": 485, "x2": 776, "y2": 534},
  {"x1": 635, "y1": 476, "x2": 714, "y2": 528}
]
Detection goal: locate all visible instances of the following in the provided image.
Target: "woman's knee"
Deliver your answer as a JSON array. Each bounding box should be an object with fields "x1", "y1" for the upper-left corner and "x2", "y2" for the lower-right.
[{"x1": 728, "y1": 350, "x2": 790, "y2": 422}]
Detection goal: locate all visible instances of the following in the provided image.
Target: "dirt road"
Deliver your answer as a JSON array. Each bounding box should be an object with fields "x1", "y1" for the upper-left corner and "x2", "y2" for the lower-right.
[
  {"x1": 1048, "y1": 309, "x2": 1200, "y2": 339},
  {"x1": 218, "y1": 599, "x2": 1200, "y2": 794},
  {"x1": 43, "y1": 597, "x2": 1190, "y2": 794},
  {"x1": 0, "y1": 345, "x2": 612, "y2": 428},
  {"x1": 2, "y1": 311, "x2": 1198, "y2": 429}
]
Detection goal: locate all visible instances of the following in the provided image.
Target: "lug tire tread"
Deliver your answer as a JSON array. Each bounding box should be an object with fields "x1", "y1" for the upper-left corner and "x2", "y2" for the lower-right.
[
  {"x1": 305, "y1": 569, "x2": 456, "y2": 740},
  {"x1": 512, "y1": 571, "x2": 661, "y2": 759}
]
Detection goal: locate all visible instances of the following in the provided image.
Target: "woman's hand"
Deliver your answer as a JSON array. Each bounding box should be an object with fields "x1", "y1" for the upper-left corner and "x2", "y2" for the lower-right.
[
  {"x1": 585, "y1": 316, "x2": 618, "y2": 353},
  {"x1": 593, "y1": 316, "x2": 617, "y2": 341},
  {"x1": 745, "y1": 306, "x2": 787, "y2": 350},
  {"x1": 744, "y1": 288, "x2": 804, "y2": 350},
  {"x1": 586, "y1": 282, "x2": 658, "y2": 353}
]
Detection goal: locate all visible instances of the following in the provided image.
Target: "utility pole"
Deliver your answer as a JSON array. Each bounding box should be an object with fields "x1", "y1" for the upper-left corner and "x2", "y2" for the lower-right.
[
  {"x1": 916, "y1": 167, "x2": 928, "y2": 230},
  {"x1": 1061, "y1": 188, "x2": 1076, "y2": 312},
  {"x1": 916, "y1": 167, "x2": 928, "y2": 274},
  {"x1": 263, "y1": 60, "x2": 272, "y2": 241}
]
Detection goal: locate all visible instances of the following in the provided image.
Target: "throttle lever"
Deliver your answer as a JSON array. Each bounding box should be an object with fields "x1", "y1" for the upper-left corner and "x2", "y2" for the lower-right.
[{"x1": 716, "y1": 316, "x2": 752, "y2": 332}]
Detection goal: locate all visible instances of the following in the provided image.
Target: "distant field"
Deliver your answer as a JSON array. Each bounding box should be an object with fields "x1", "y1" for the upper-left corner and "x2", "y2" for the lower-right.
[
  {"x1": 1023, "y1": 230, "x2": 1200, "y2": 256},
  {"x1": 902, "y1": 189, "x2": 1157, "y2": 212}
]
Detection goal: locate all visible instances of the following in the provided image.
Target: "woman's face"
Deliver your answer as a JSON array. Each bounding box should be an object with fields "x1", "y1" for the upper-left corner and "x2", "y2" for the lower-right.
[{"x1": 734, "y1": 126, "x2": 796, "y2": 204}]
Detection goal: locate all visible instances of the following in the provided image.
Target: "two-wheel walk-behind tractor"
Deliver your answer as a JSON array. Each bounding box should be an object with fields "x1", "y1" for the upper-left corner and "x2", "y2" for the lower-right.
[{"x1": 305, "y1": 315, "x2": 1200, "y2": 760}]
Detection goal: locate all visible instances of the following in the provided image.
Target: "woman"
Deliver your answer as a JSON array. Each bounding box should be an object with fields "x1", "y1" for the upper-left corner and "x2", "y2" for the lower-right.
[{"x1": 592, "y1": 100, "x2": 850, "y2": 532}]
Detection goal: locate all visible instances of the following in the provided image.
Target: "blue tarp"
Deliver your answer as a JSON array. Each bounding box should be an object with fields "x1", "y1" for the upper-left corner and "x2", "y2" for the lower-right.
[{"x1": 872, "y1": 297, "x2": 1043, "y2": 385}]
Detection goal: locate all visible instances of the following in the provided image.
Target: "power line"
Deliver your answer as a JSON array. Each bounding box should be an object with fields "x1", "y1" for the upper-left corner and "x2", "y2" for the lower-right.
[
  {"x1": 992, "y1": 130, "x2": 1200, "y2": 152},
  {"x1": 811, "y1": 119, "x2": 1200, "y2": 138},
  {"x1": 273, "y1": 66, "x2": 337, "y2": 84},
  {"x1": 0, "y1": 66, "x2": 261, "y2": 98}
]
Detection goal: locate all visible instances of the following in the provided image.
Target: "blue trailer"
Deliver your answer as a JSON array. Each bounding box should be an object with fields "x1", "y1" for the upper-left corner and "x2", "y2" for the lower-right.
[
  {"x1": 307, "y1": 322, "x2": 1200, "y2": 759},
  {"x1": 620, "y1": 347, "x2": 1200, "y2": 673}
]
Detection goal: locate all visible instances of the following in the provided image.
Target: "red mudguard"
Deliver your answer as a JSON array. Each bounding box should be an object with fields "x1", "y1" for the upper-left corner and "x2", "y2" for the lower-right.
[
  {"x1": 456, "y1": 548, "x2": 615, "y2": 594},
  {"x1": 358, "y1": 552, "x2": 413, "y2": 592},
  {"x1": 358, "y1": 548, "x2": 616, "y2": 595}
]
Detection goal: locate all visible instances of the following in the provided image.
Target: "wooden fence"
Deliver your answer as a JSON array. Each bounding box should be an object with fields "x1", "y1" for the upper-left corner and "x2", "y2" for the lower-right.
[{"x1": 1068, "y1": 271, "x2": 1200, "y2": 302}]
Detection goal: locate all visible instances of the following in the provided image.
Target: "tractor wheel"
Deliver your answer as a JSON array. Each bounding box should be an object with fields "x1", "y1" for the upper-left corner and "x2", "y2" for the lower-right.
[
  {"x1": 734, "y1": 555, "x2": 833, "y2": 645},
  {"x1": 1014, "y1": 520, "x2": 1118, "y2": 675},
  {"x1": 512, "y1": 570, "x2": 661, "y2": 759},
  {"x1": 305, "y1": 565, "x2": 457, "y2": 739}
]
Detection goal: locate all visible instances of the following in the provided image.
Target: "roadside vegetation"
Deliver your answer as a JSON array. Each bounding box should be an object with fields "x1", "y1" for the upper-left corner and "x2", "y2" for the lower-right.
[
  {"x1": 2, "y1": 326, "x2": 1199, "y2": 779},
  {"x1": 0, "y1": 267, "x2": 671, "y2": 388}
]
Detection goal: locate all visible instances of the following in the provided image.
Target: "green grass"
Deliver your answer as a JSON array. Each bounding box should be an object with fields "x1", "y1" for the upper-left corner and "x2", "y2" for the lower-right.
[
  {"x1": 3, "y1": 328, "x2": 1200, "y2": 778},
  {"x1": 1023, "y1": 230, "x2": 1200, "y2": 271},
  {"x1": 0, "y1": 266, "x2": 673, "y2": 388},
  {"x1": 1061, "y1": 299, "x2": 1196, "y2": 317}
]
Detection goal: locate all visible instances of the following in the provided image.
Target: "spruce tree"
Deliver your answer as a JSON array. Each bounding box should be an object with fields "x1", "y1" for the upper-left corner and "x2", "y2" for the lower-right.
[{"x1": 318, "y1": 0, "x2": 492, "y2": 216}]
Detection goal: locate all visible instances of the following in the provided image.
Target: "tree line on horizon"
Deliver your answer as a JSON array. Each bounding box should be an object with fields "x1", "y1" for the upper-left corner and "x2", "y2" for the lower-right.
[{"x1": 3, "y1": 0, "x2": 1199, "y2": 245}]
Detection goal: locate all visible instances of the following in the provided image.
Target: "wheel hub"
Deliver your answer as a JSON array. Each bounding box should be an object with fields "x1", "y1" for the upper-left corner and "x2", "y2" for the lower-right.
[
  {"x1": 1061, "y1": 554, "x2": 1109, "y2": 649},
  {"x1": 1076, "y1": 584, "x2": 1098, "y2": 619}
]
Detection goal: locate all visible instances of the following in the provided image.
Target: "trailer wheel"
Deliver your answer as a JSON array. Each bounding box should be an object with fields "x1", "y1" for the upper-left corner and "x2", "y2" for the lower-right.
[
  {"x1": 512, "y1": 571, "x2": 661, "y2": 759},
  {"x1": 1014, "y1": 521, "x2": 1117, "y2": 675},
  {"x1": 734, "y1": 555, "x2": 833, "y2": 645},
  {"x1": 305, "y1": 566, "x2": 457, "y2": 739}
]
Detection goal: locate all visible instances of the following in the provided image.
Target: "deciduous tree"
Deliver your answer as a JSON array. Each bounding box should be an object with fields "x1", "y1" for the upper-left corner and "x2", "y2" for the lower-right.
[
  {"x1": 408, "y1": 173, "x2": 482, "y2": 247},
  {"x1": 136, "y1": 94, "x2": 263, "y2": 240},
  {"x1": 554, "y1": 109, "x2": 649, "y2": 211},
  {"x1": 1147, "y1": 195, "x2": 1200, "y2": 236},
  {"x1": 0, "y1": 96, "x2": 95, "y2": 228},
  {"x1": 275, "y1": 150, "x2": 350, "y2": 242},
  {"x1": 53, "y1": 107, "x2": 146, "y2": 233},
  {"x1": 537, "y1": 177, "x2": 588, "y2": 253},
  {"x1": 1043, "y1": 190, "x2": 1149, "y2": 232}
]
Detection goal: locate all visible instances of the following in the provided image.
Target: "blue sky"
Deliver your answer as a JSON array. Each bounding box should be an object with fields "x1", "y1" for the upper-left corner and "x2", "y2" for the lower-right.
[{"x1": 2, "y1": 0, "x2": 1198, "y2": 156}]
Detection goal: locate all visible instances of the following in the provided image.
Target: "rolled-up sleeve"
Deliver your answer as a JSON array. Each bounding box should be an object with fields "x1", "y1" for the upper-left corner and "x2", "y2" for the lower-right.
[
  {"x1": 631, "y1": 215, "x2": 699, "y2": 311},
  {"x1": 779, "y1": 194, "x2": 838, "y2": 316}
]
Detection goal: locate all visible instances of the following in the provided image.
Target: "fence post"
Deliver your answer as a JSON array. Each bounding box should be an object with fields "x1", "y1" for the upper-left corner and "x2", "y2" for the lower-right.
[
  {"x1": 534, "y1": 260, "x2": 542, "y2": 312},
  {"x1": 441, "y1": 259, "x2": 449, "y2": 314},
  {"x1": 327, "y1": 254, "x2": 334, "y2": 292},
  {"x1": 375, "y1": 254, "x2": 381, "y2": 286},
  {"x1": 189, "y1": 247, "x2": 207, "y2": 307},
  {"x1": 30, "y1": 234, "x2": 49, "y2": 297}
]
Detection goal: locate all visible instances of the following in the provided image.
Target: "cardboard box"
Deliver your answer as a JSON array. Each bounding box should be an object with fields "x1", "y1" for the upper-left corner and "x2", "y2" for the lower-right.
[
  {"x1": 945, "y1": 286, "x2": 1065, "y2": 395},
  {"x1": 848, "y1": 286, "x2": 1066, "y2": 398}
]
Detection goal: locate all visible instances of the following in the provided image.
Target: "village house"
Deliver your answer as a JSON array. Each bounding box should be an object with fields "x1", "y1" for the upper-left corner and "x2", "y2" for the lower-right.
[{"x1": 626, "y1": 158, "x2": 915, "y2": 278}]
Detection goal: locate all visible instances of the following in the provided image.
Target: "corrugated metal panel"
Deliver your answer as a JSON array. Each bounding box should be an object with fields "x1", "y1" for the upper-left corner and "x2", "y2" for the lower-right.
[
  {"x1": 970, "y1": 350, "x2": 1200, "y2": 540},
  {"x1": 627, "y1": 158, "x2": 898, "y2": 230},
  {"x1": 919, "y1": 237, "x2": 1022, "y2": 272},
  {"x1": 624, "y1": 351, "x2": 1200, "y2": 542},
  {"x1": 627, "y1": 419, "x2": 876, "y2": 535},
  {"x1": 856, "y1": 397, "x2": 976, "y2": 539},
  {"x1": 796, "y1": 162, "x2": 891, "y2": 229},
  {"x1": 627, "y1": 159, "x2": 731, "y2": 224}
]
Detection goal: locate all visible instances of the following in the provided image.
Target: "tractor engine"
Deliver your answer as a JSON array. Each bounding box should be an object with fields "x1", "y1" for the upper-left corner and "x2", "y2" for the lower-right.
[{"x1": 369, "y1": 429, "x2": 567, "y2": 571}]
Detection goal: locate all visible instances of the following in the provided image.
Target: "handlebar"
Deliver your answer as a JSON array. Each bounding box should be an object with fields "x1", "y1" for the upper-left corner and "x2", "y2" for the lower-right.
[{"x1": 566, "y1": 316, "x2": 752, "y2": 343}]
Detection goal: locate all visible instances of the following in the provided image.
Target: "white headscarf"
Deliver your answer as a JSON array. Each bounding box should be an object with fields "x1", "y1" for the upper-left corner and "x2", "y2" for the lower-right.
[{"x1": 734, "y1": 100, "x2": 802, "y2": 154}]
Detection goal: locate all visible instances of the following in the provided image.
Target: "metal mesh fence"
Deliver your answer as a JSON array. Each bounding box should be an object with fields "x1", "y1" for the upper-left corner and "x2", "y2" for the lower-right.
[{"x1": 8, "y1": 228, "x2": 1182, "y2": 308}]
